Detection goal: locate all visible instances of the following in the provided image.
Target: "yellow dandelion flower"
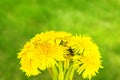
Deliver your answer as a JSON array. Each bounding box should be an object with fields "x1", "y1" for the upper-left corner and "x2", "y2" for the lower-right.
[
  {"x1": 70, "y1": 35, "x2": 102, "y2": 79},
  {"x1": 18, "y1": 31, "x2": 72, "y2": 76}
]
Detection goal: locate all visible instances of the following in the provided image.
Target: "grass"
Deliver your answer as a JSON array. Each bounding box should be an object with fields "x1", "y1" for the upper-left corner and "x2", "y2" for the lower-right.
[{"x1": 0, "y1": 0, "x2": 120, "y2": 80}]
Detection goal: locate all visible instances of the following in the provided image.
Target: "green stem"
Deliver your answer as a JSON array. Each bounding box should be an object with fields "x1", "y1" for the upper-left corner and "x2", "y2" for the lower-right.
[
  {"x1": 65, "y1": 64, "x2": 74, "y2": 80},
  {"x1": 52, "y1": 65, "x2": 59, "y2": 80},
  {"x1": 58, "y1": 61, "x2": 64, "y2": 80},
  {"x1": 69, "y1": 68, "x2": 75, "y2": 80},
  {"x1": 48, "y1": 68, "x2": 53, "y2": 79},
  {"x1": 48, "y1": 62, "x2": 74, "y2": 80}
]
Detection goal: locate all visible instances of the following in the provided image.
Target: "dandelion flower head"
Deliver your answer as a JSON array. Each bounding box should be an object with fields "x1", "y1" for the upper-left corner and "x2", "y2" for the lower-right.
[
  {"x1": 69, "y1": 35, "x2": 103, "y2": 79},
  {"x1": 18, "y1": 31, "x2": 72, "y2": 76}
]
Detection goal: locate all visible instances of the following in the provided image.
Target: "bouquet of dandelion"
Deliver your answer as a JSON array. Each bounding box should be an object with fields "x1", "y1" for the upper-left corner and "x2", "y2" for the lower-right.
[{"x1": 18, "y1": 31, "x2": 103, "y2": 80}]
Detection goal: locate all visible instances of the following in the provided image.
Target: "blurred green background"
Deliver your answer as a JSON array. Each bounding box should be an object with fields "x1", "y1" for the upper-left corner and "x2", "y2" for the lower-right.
[{"x1": 0, "y1": 0, "x2": 120, "y2": 80}]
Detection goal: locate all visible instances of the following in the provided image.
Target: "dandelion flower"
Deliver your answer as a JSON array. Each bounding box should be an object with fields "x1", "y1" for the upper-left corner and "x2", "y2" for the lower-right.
[
  {"x1": 69, "y1": 35, "x2": 103, "y2": 79},
  {"x1": 18, "y1": 31, "x2": 72, "y2": 76}
]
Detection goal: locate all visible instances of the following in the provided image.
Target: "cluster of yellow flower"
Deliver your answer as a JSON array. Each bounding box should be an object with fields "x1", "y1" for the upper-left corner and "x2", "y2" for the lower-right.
[{"x1": 18, "y1": 31, "x2": 103, "y2": 80}]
